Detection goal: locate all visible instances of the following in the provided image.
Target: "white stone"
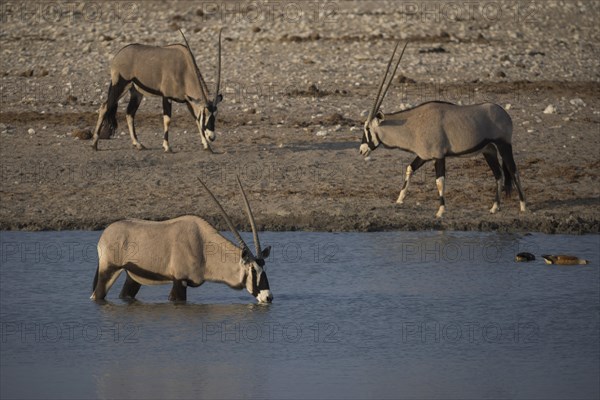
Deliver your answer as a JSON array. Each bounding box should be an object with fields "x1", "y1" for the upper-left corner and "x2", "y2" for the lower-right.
[
  {"x1": 28, "y1": 128, "x2": 35, "y2": 135},
  {"x1": 543, "y1": 104, "x2": 556, "y2": 114},
  {"x1": 569, "y1": 98, "x2": 586, "y2": 107}
]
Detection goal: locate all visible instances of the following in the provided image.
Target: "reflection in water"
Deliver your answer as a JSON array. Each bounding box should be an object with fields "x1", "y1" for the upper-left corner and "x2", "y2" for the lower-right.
[{"x1": 1, "y1": 231, "x2": 599, "y2": 399}]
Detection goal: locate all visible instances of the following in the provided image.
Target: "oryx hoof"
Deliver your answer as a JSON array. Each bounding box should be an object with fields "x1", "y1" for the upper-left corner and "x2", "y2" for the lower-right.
[
  {"x1": 520, "y1": 201, "x2": 527, "y2": 212},
  {"x1": 91, "y1": 142, "x2": 98, "y2": 151},
  {"x1": 396, "y1": 199, "x2": 404, "y2": 205},
  {"x1": 435, "y1": 206, "x2": 446, "y2": 219},
  {"x1": 204, "y1": 146, "x2": 214, "y2": 154},
  {"x1": 163, "y1": 146, "x2": 173, "y2": 153},
  {"x1": 489, "y1": 203, "x2": 500, "y2": 214},
  {"x1": 134, "y1": 143, "x2": 146, "y2": 150}
]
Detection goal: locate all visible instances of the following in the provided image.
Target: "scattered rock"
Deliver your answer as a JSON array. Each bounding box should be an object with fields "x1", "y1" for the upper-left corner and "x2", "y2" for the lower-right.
[
  {"x1": 321, "y1": 113, "x2": 347, "y2": 125},
  {"x1": 100, "y1": 34, "x2": 114, "y2": 41},
  {"x1": 71, "y1": 128, "x2": 93, "y2": 140},
  {"x1": 495, "y1": 70, "x2": 506, "y2": 78},
  {"x1": 316, "y1": 130, "x2": 327, "y2": 137},
  {"x1": 569, "y1": 98, "x2": 586, "y2": 107},
  {"x1": 528, "y1": 50, "x2": 545, "y2": 56},
  {"x1": 28, "y1": 128, "x2": 36, "y2": 135},
  {"x1": 397, "y1": 74, "x2": 416, "y2": 84},
  {"x1": 252, "y1": 27, "x2": 261, "y2": 33},
  {"x1": 543, "y1": 104, "x2": 556, "y2": 114},
  {"x1": 195, "y1": 9, "x2": 204, "y2": 16},
  {"x1": 419, "y1": 46, "x2": 447, "y2": 54}
]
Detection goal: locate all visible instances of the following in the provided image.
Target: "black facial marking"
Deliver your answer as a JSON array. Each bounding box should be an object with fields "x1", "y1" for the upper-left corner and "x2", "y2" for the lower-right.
[
  {"x1": 249, "y1": 265, "x2": 270, "y2": 297},
  {"x1": 257, "y1": 271, "x2": 270, "y2": 292},
  {"x1": 250, "y1": 267, "x2": 259, "y2": 297},
  {"x1": 205, "y1": 113, "x2": 215, "y2": 132},
  {"x1": 362, "y1": 127, "x2": 378, "y2": 150}
]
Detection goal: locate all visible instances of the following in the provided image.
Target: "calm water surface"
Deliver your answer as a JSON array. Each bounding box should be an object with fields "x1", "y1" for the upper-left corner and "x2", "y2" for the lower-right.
[{"x1": 1, "y1": 231, "x2": 598, "y2": 399}]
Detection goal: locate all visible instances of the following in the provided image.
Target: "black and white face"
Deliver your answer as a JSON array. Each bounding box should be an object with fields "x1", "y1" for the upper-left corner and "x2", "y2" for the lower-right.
[
  {"x1": 359, "y1": 115, "x2": 382, "y2": 157},
  {"x1": 242, "y1": 246, "x2": 273, "y2": 303},
  {"x1": 200, "y1": 95, "x2": 223, "y2": 142}
]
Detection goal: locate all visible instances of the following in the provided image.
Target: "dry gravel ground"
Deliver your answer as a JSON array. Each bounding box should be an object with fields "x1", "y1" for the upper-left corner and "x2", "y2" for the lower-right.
[{"x1": 0, "y1": 0, "x2": 599, "y2": 233}]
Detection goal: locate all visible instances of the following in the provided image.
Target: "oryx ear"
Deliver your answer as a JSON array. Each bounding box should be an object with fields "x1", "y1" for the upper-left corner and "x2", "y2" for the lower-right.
[
  {"x1": 241, "y1": 248, "x2": 253, "y2": 263},
  {"x1": 215, "y1": 94, "x2": 223, "y2": 104},
  {"x1": 260, "y1": 246, "x2": 271, "y2": 259},
  {"x1": 375, "y1": 110, "x2": 385, "y2": 121}
]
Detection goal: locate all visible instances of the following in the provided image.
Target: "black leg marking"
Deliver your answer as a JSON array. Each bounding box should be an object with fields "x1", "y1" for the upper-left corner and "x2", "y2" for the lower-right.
[
  {"x1": 168, "y1": 280, "x2": 187, "y2": 302},
  {"x1": 126, "y1": 88, "x2": 145, "y2": 149},
  {"x1": 397, "y1": 156, "x2": 428, "y2": 204},
  {"x1": 496, "y1": 141, "x2": 526, "y2": 209},
  {"x1": 119, "y1": 273, "x2": 141, "y2": 300},
  {"x1": 126, "y1": 88, "x2": 143, "y2": 116},
  {"x1": 483, "y1": 145, "x2": 503, "y2": 212},
  {"x1": 92, "y1": 77, "x2": 130, "y2": 150},
  {"x1": 91, "y1": 265, "x2": 122, "y2": 300}
]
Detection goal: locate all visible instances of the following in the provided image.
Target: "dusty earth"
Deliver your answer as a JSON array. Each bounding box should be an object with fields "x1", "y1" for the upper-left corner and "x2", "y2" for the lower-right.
[{"x1": 0, "y1": 0, "x2": 599, "y2": 233}]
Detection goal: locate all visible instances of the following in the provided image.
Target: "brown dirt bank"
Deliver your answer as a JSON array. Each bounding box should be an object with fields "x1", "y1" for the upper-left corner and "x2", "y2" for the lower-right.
[
  {"x1": 1, "y1": 1, "x2": 598, "y2": 234},
  {"x1": 1, "y1": 80, "x2": 599, "y2": 234}
]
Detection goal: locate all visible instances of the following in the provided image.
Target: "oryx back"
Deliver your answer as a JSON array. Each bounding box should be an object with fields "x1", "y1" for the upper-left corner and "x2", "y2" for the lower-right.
[
  {"x1": 98, "y1": 216, "x2": 211, "y2": 286},
  {"x1": 379, "y1": 102, "x2": 512, "y2": 160},
  {"x1": 111, "y1": 44, "x2": 202, "y2": 102}
]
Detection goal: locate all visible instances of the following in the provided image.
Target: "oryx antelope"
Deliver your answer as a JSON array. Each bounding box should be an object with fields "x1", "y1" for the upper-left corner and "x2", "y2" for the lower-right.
[
  {"x1": 91, "y1": 176, "x2": 273, "y2": 303},
  {"x1": 360, "y1": 41, "x2": 526, "y2": 217},
  {"x1": 91, "y1": 29, "x2": 223, "y2": 152}
]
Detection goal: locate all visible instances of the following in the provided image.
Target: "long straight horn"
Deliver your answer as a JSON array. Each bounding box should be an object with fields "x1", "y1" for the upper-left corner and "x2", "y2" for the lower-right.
[
  {"x1": 179, "y1": 29, "x2": 209, "y2": 105},
  {"x1": 366, "y1": 40, "x2": 401, "y2": 125},
  {"x1": 197, "y1": 177, "x2": 251, "y2": 254},
  {"x1": 235, "y1": 175, "x2": 261, "y2": 256},
  {"x1": 375, "y1": 41, "x2": 408, "y2": 114},
  {"x1": 214, "y1": 28, "x2": 223, "y2": 105}
]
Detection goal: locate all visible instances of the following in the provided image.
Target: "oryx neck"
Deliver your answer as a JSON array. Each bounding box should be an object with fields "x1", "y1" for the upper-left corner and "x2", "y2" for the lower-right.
[{"x1": 200, "y1": 228, "x2": 246, "y2": 288}]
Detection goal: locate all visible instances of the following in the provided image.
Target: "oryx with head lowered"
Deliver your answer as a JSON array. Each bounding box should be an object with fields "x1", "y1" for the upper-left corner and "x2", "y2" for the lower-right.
[
  {"x1": 360, "y1": 41, "x2": 526, "y2": 217},
  {"x1": 91, "y1": 176, "x2": 273, "y2": 303},
  {"x1": 91, "y1": 29, "x2": 223, "y2": 153}
]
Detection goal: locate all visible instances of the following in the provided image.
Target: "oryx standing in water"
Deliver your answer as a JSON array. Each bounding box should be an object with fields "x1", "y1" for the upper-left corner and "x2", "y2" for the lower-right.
[
  {"x1": 359, "y1": 41, "x2": 526, "y2": 217},
  {"x1": 91, "y1": 29, "x2": 223, "y2": 153},
  {"x1": 91, "y1": 176, "x2": 273, "y2": 303}
]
